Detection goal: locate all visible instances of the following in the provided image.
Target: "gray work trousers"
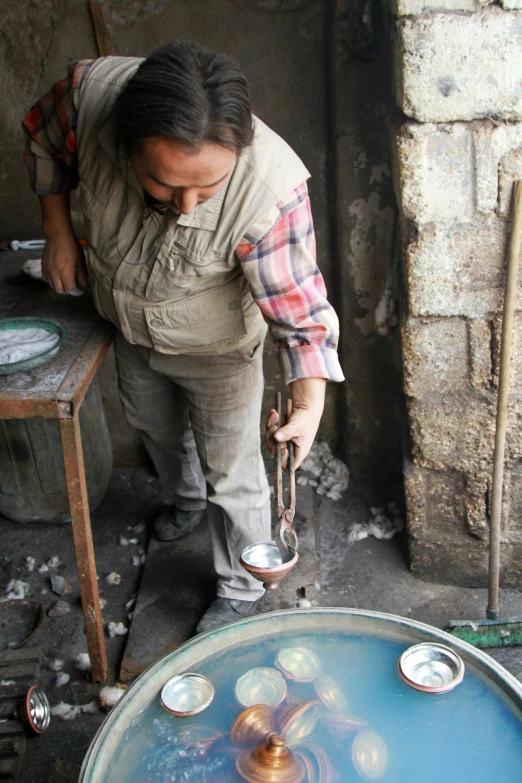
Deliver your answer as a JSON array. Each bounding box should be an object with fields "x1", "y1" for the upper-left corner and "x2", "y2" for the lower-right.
[{"x1": 113, "y1": 328, "x2": 270, "y2": 600}]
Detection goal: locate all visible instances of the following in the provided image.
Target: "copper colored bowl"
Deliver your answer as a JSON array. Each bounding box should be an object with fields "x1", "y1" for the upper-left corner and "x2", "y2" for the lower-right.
[
  {"x1": 17, "y1": 686, "x2": 50, "y2": 734},
  {"x1": 231, "y1": 704, "x2": 277, "y2": 749},
  {"x1": 236, "y1": 733, "x2": 305, "y2": 783},
  {"x1": 240, "y1": 542, "x2": 298, "y2": 591},
  {"x1": 279, "y1": 700, "x2": 321, "y2": 746}
]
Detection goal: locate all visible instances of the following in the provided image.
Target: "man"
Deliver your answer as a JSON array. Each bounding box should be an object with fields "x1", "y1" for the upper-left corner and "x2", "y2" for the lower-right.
[{"x1": 23, "y1": 41, "x2": 344, "y2": 633}]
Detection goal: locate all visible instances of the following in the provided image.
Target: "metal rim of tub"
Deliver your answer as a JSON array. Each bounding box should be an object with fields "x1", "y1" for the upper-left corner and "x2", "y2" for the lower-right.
[
  {"x1": 79, "y1": 607, "x2": 522, "y2": 782},
  {"x1": 0, "y1": 317, "x2": 67, "y2": 375}
]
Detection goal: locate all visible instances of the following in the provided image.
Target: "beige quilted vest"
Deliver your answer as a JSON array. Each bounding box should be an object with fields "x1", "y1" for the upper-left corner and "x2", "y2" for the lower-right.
[{"x1": 74, "y1": 56, "x2": 310, "y2": 354}]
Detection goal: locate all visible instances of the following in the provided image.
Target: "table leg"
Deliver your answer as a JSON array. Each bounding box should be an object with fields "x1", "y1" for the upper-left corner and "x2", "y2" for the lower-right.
[{"x1": 59, "y1": 415, "x2": 108, "y2": 683}]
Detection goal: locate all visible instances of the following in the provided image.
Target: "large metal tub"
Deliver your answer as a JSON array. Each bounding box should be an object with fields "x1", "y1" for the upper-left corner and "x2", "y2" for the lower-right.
[{"x1": 80, "y1": 608, "x2": 522, "y2": 781}]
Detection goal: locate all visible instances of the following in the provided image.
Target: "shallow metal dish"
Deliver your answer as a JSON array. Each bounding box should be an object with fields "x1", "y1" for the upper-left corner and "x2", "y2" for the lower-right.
[
  {"x1": 351, "y1": 728, "x2": 388, "y2": 781},
  {"x1": 398, "y1": 642, "x2": 465, "y2": 694},
  {"x1": 314, "y1": 673, "x2": 347, "y2": 714},
  {"x1": 160, "y1": 673, "x2": 214, "y2": 716},
  {"x1": 235, "y1": 667, "x2": 287, "y2": 708},
  {"x1": 275, "y1": 647, "x2": 322, "y2": 682},
  {"x1": 0, "y1": 318, "x2": 67, "y2": 375}
]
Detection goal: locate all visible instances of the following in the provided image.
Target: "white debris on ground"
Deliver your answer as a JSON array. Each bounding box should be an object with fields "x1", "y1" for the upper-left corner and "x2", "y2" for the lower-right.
[
  {"x1": 297, "y1": 597, "x2": 312, "y2": 609},
  {"x1": 99, "y1": 597, "x2": 107, "y2": 609},
  {"x1": 3, "y1": 579, "x2": 30, "y2": 600},
  {"x1": 20, "y1": 257, "x2": 43, "y2": 280},
  {"x1": 51, "y1": 701, "x2": 99, "y2": 720},
  {"x1": 25, "y1": 557, "x2": 35, "y2": 572},
  {"x1": 119, "y1": 535, "x2": 139, "y2": 546},
  {"x1": 38, "y1": 563, "x2": 49, "y2": 574},
  {"x1": 47, "y1": 556, "x2": 60, "y2": 568},
  {"x1": 132, "y1": 552, "x2": 146, "y2": 567},
  {"x1": 106, "y1": 572, "x2": 121, "y2": 586},
  {"x1": 127, "y1": 521, "x2": 146, "y2": 534},
  {"x1": 108, "y1": 621, "x2": 128, "y2": 638},
  {"x1": 99, "y1": 684, "x2": 127, "y2": 711},
  {"x1": 49, "y1": 659, "x2": 65, "y2": 672},
  {"x1": 348, "y1": 503, "x2": 405, "y2": 544},
  {"x1": 1, "y1": 680, "x2": 16, "y2": 687},
  {"x1": 125, "y1": 596, "x2": 137, "y2": 611},
  {"x1": 75, "y1": 653, "x2": 91, "y2": 671},
  {"x1": 297, "y1": 441, "x2": 350, "y2": 501},
  {"x1": 55, "y1": 672, "x2": 70, "y2": 688}
]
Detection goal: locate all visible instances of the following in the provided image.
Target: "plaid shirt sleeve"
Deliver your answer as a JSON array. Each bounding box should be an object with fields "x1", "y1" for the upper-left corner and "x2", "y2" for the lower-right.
[
  {"x1": 22, "y1": 60, "x2": 94, "y2": 195},
  {"x1": 236, "y1": 183, "x2": 345, "y2": 385}
]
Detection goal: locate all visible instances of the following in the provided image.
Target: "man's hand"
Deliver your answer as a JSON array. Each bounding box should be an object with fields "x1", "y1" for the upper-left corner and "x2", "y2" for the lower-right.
[
  {"x1": 265, "y1": 378, "x2": 326, "y2": 469},
  {"x1": 39, "y1": 192, "x2": 87, "y2": 294},
  {"x1": 42, "y1": 231, "x2": 87, "y2": 294}
]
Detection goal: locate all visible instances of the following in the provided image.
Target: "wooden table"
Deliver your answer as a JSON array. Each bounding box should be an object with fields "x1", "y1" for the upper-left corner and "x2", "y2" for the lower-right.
[{"x1": 0, "y1": 252, "x2": 113, "y2": 682}]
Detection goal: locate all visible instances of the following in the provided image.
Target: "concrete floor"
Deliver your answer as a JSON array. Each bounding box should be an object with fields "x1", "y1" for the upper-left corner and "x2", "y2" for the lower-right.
[{"x1": 1, "y1": 466, "x2": 522, "y2": 781}]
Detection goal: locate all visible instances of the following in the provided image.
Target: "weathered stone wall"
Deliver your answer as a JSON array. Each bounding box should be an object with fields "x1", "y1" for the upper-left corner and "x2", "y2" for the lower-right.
[{"x1": 393, "y1": 1, "x2": 522, "y2": 584}]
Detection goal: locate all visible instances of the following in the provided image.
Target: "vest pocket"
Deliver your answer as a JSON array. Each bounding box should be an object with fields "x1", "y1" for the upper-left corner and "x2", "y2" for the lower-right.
[{"x1": 144, "y1": 276, "x2": 247, "y2": 353}]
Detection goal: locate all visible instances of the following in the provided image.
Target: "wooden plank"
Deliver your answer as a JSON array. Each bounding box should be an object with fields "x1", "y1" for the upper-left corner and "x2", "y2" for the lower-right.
[
  {"x1": 59, "y1": 416, "x2": 107, "y2": 683},
  {"x1": 88, "y1": 1, "x2": 115, "y2": 57},
  {"x1": 0, "y1": 663, "x2": 39, "y2": 682},
  {"x1": 0, "y1": 649, "x2": 42, "y2": 665}
]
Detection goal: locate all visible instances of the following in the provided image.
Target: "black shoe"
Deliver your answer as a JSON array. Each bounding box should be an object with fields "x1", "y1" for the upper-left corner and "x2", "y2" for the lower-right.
[
  {"x1": 196, "y1": 597, "x2": 260, "y2": 634},
  {"x1": 153, "y1": 505, "x2": 206, "y2": 542}
]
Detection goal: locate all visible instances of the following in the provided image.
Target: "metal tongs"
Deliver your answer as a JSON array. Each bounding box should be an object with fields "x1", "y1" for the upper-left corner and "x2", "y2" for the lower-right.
[{"x1": 274, "y1": 392, "x2": 299, "y2": 557}]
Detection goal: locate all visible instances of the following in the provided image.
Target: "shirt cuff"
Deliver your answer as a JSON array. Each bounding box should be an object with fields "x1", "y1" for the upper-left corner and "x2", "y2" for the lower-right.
[{"x1": 278, "y1": 344, "x2": 345, "y2": 386}]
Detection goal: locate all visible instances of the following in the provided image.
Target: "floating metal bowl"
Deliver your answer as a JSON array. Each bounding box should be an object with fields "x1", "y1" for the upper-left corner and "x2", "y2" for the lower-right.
[
  {"x1": 176, "y1": 724, "x2": 223, "y2": 749},
  {"x1": 313, "y1": 673, "x2": 347, "y2": 714},
  {"x1": 236, "y1": 734, "x2": 305, "y2": 783},
  {"x1": 275, "y1": 647, "x2": 322, "y2": 682},
  {"x1": 240, "y1": 542, "x2": 298, "y2": 590},
  {"x1": 297, "y1": 743, "x2": 335, "y2": 783},
  {"x1": 231, "y1": 704, "x2": 276, "y2": 749},
  {"x1": 321, "y1": 712, "x2": 369, "y2": 739},
  {"x1": 235, "y1": 667, "x2": 287, "y2": 708},
  {"x1": 398, "y1": 642, "x2": 465, "y2": 694},
  {"x1": 160, "y1": 673, "x2": 214, "y2": 717},
  {"x1": 351, "y1": 729, "x2": 388, "y2": 781},
  {"x1": 279, "y1": 700, "x2": 321, "y2": 746}
]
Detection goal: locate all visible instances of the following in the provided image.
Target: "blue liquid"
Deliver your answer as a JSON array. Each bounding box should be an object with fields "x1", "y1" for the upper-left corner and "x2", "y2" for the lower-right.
[{"x1": 104, "y1": 631, "x2": 522, "y2": 782}]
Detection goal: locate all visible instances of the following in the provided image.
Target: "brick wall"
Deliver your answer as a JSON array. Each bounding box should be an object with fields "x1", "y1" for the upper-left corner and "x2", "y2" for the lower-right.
[{"x1": 392, "y1": 1, "x2": 522, "y2": 585}]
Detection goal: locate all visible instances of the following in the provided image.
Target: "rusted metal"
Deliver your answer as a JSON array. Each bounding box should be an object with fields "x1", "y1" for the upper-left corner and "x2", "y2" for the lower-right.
[
  {"x1": 274, "y1": 393, "x2": 298, "y2": 553},
  {"x1": 59, "y1": 415, "x2": 108, "y2": 683},
  {"x1": 0, "y1": 398, "x2": 61, "y2": 420}
]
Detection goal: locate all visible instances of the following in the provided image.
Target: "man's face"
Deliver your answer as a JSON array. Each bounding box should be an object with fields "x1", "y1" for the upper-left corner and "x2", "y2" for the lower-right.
[{"x1": 131, "y1": 136, "x2": 237, "y2": 215}]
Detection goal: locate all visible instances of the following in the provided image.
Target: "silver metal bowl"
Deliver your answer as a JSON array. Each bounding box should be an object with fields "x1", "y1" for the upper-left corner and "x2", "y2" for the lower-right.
[
  {"x1": 398, "y1": 642, "x2": 465, "y2": 694},
  {"x1": 160, "y1": 673, "x2": 214, "y2": 716},
  {"x1": 275, "y1": 646, "x2": 322, "y2": 682},
  {"x1": 235, "y1": 667, "x2": 287, "y2": 708}
]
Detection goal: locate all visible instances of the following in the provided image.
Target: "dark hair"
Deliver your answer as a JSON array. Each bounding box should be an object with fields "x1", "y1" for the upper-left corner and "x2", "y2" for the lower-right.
[{"x1": 115, "y1": 41, "x2": 254, "y2": 155}]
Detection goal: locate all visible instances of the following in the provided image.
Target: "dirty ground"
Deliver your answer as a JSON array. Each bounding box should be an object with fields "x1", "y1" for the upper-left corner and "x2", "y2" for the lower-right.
[{"x1": 1, "y1": 465, "x2": 521, "y2": 781}]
